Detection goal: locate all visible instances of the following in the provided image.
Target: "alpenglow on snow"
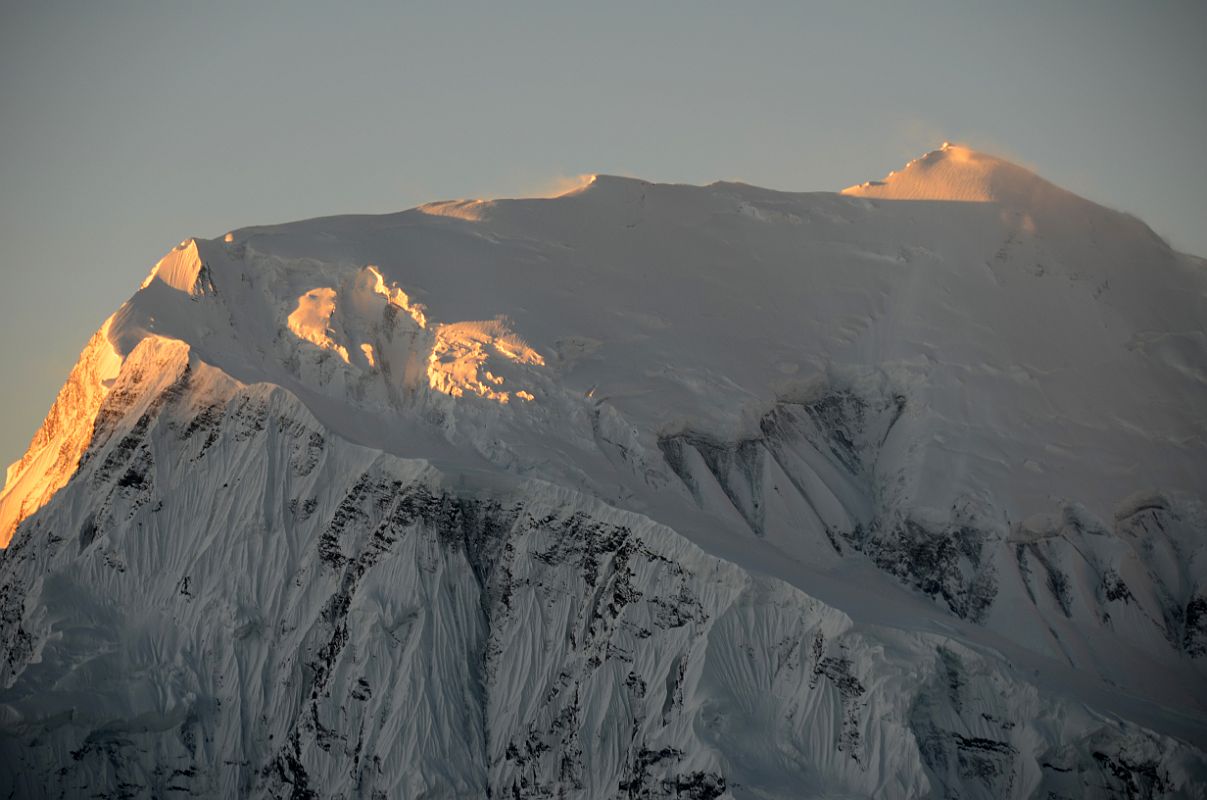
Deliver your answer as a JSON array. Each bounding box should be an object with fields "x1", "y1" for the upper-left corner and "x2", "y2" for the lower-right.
[{"x1": 1, "y1": 145, "x2": 1205, "y2": 798}]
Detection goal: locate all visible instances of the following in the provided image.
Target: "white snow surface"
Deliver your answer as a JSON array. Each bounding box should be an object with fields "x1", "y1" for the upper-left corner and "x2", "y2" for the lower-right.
[{"x1": 1, "y1": 145, "x2": 1206, "y2": 798}]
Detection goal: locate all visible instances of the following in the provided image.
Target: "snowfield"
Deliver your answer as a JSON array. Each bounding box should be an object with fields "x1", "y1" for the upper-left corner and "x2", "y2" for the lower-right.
[{"x1": 1, "y1": 145, "x2": 1205, "y2": 798}]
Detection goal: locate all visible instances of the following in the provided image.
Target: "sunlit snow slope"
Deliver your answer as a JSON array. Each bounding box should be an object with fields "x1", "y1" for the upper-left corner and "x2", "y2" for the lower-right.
[{"x1": 2, "y1": 145, "x2": 1205, "y2": 798}]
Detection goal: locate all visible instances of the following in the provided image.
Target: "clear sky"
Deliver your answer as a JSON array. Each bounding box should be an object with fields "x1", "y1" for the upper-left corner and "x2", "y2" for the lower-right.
[{"x1": 1, "y1": 1, "x2": 1205, "y2": 467}]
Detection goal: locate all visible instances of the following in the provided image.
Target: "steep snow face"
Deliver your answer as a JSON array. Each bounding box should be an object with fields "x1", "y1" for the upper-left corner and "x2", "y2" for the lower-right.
[
  {"x1": 139, "y1": 239, "x2": 214, "y2": 295},
  {"x1": 0, "y1": 346, "x2": 1202, "y2": 798},
  {"x1": 2, "y1": 147, "x2": 1207, "y2": 797}
]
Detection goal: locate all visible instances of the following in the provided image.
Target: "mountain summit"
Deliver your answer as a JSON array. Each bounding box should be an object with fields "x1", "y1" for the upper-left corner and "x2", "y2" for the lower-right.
[
  {"x1": 2, "y1": 149, "x2": 1205, "y2": 798},
  {"x1": 843, "y1": 143, "x2": 1056, "y2": 202}
]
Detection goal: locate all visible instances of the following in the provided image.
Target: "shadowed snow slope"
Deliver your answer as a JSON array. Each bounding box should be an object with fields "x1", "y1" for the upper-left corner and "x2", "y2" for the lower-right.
[{"x1": 2, "y1": 147, "x2": 1206, "y2": 798}]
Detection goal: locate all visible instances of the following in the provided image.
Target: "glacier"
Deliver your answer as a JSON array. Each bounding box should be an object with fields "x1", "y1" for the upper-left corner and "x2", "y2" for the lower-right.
[{"x1": 1, "y1": 145, "x2": 1205, "y2": 798}]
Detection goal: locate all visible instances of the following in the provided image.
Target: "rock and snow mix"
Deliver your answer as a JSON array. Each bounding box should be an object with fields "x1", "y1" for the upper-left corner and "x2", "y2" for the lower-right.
[{"x1": 1, "y1": 146, "x2": 1205, "y2": 798}]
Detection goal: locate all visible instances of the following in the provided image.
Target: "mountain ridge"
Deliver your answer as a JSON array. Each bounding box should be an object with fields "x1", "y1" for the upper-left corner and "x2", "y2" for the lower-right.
[{"x1": 1, "y1": 146, "x2": 1205, "y2": 798}]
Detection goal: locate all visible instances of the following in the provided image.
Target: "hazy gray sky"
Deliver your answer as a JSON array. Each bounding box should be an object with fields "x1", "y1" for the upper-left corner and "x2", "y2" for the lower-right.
[{"x1": 2, "y1": 1, "x2": 1205, "y2": 466}]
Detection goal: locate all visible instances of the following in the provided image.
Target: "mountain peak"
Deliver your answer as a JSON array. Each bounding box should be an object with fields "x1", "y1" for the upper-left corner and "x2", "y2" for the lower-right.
[
  {"x1": 3, "y1": 144, "x2": 1207, "y2": 797},
  {"x1": 841, "y1": 143, "x2": 1066, "y2": 206}
]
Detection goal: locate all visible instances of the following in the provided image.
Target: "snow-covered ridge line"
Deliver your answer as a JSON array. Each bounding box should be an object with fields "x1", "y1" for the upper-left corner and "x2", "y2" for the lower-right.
[{"x1": 0, "y1": 318, "x2": 123, "y2": 547}]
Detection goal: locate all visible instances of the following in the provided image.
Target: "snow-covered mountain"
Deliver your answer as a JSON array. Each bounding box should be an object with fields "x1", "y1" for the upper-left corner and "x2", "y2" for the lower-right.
[{"x1": 2, "y1": 144, "x2": 1205, "y2": 798}]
